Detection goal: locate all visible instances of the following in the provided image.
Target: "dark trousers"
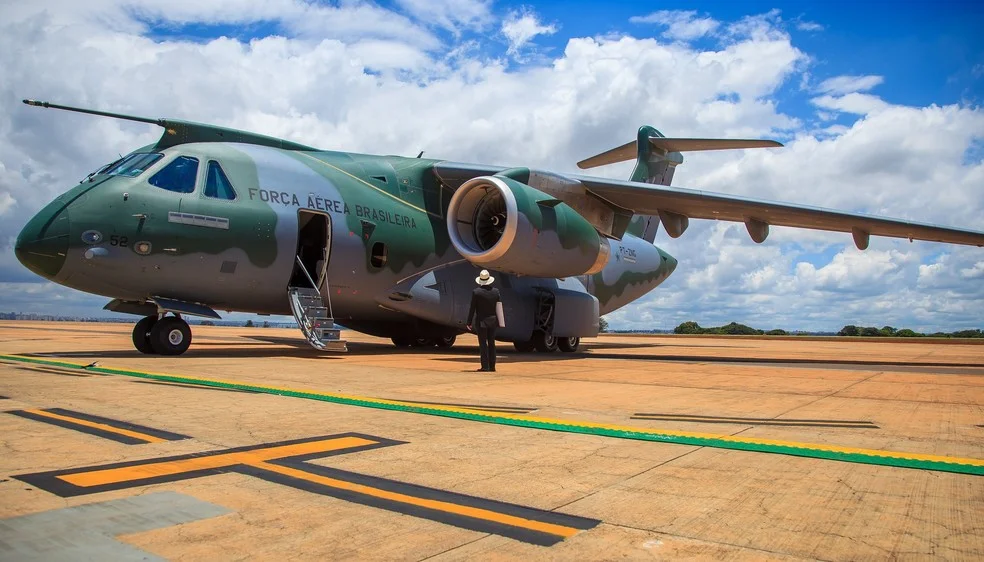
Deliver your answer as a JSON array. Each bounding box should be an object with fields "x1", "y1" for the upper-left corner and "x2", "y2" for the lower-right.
[{"x1": 477, "y1": 322, "x2": 497, "y2": 371}]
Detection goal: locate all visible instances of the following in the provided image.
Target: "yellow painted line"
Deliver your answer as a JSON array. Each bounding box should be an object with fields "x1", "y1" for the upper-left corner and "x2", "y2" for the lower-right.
[
  {"x1": 632, "y1": 416, "x2": 869, "y2": 423},
  {"x1": 23, "y1": 409, "x2": 167, "y2": 444},
  {"x1": 252, "y1": 460, "x2": 579, "y2": 538},
  {"x1": 295, "y1": 152, "x2": 438, "y2": 218},
  {"x1": 60, "y1": 436, "x2": 376, "y2": 487},
  {"x1": 503, "y1": 412, "x2": 984, "y2": 465},
  {"x1": 5, "y1": 354, "x2": 983, "y2": 470}
]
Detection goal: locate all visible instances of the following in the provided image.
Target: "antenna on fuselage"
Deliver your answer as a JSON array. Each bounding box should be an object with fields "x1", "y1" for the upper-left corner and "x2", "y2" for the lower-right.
[
  {"x1": 22, "y1": 98, "x2": 319, "y2": 151},
  {"x1": 416, "y1": 150, "x2": 424, "y2": 158},
  {"x1": 23, "y1": 99, "x2": 164, "y2": 126}
]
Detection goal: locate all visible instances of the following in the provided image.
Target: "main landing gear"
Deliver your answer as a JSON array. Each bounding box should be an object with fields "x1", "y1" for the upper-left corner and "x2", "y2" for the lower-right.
[
  {"x1": 512, "y1": 332, "x2": 579, "y2": 353},
  {"x1": 510, "y1": 289, "x2": 580, "y2": 353},
  {"x1": 132, "y1": 314, "x2": 192, "y2": 356}
]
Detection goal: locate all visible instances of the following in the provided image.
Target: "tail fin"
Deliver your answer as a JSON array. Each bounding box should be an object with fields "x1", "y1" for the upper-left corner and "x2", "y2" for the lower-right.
[{"x1": 578, "y1": 126, "x2": 782, "y2": 242}]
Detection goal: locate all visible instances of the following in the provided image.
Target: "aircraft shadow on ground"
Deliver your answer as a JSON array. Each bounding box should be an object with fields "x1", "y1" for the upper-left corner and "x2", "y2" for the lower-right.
[
  {"x1": 436, "y1": 350, "x2": 984, "y2": 370},
  {"x1": 22, "y1": 337, "x2": 984, "y2": 371},
  {"x1": 27, "y1": 347, "x2": 342, "y2": 360},
  {"x1": 582, "y1": 341, "x2": 748, "y2": 350}
]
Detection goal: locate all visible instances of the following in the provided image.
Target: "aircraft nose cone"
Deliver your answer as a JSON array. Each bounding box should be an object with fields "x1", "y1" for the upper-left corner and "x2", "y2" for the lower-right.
[{"x1": 15, "y1": 206, "x2": 70, "y2": 279}]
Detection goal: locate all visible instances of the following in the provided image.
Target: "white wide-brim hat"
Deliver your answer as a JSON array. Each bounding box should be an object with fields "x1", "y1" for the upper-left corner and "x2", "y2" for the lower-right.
[{"x1": 475, "y1": 269, "x2": 494, "y2": 285}]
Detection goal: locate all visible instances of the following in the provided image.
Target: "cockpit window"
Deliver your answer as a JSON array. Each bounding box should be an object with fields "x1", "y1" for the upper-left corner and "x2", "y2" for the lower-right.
[
  {"x1": 148, "y1": 156, "x2": 199, "y2": 194},
  {"x1": 205, "y1": 161, "x2": 237, "y2": 200},
  {"x1": 103, "y1": 153, "x2": 164, "y2": 178}
]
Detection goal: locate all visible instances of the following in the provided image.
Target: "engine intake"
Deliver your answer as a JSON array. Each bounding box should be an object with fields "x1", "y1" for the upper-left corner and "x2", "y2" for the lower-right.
[{"x1": 447, "y1": 176, "x2": 610, "y2": 278}]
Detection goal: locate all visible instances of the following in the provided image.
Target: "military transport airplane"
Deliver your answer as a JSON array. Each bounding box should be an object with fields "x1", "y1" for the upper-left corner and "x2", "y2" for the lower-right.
[{"x1": 13, "y1": 99, "x2": 984, "y2": 356}]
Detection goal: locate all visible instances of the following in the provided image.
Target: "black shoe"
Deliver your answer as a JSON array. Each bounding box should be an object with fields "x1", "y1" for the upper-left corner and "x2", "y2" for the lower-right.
[{"x1": 476, "y1": 368, "x2": 488, "y2": 372}]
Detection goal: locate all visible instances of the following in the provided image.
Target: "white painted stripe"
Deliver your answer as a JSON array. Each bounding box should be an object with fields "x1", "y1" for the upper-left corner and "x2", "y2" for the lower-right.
[{"x1": 168, "y1": 212, "x2": 230, "y2": 230}]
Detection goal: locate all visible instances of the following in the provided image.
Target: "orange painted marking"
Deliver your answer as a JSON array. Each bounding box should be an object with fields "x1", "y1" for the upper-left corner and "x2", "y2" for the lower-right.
[
  {"x1": 23, "y1": 409, "x2": 167, "y2": 444},
  {"x1": 59, "y1": 436, "x2": 377, "y2": 487},
  {"x1": 253, "y1": 461, "x2": 580, "y2": 538}
]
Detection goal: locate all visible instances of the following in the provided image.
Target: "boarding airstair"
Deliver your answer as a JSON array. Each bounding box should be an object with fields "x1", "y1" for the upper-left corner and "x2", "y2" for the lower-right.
[{"x1": 288, "y1": 256, "x2": 347, "y2": 352}]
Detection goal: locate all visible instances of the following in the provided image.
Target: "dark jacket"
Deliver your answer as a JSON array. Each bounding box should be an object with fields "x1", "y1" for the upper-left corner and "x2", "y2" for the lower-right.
[{"x1": 468, "y1": 287, "x2": 500, "y2": 328}]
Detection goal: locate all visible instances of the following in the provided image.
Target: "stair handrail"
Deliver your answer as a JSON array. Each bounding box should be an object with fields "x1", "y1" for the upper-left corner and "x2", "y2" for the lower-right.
[
  {"x1": 287, "y1": 288, "x2": 324, "y2": 350},
  {"x1": 294, "y1": 255, "x2": 334, "y2": 318}
]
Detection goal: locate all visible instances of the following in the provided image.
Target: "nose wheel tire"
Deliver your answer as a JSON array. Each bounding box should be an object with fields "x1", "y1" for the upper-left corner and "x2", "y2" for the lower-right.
[
  {"x1": 149, "y1": 317, "x2": 192, "y2": 356},
  {"x1": 132, "y1": 316, "x2": 157, "y2": 354},
  {"x1": 558, "y1": 336, "x2": 580, "y2": 352}
]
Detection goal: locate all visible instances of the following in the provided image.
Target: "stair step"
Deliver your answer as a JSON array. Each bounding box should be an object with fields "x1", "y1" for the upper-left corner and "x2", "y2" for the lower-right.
[
  {"x1": 317, "y1": 328, "x2": 342, "y2": 341},
  {"x1": 288, "y1": 282, "x2": 345, "y2": 353},
  {"x1": 321, "y1": 340, "x2": 348, "y2": 352}
]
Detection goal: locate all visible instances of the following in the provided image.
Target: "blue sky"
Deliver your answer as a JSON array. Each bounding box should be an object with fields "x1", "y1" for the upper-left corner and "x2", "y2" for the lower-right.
[
  {"x1": 142, "y1": 1, "x2": 984, "y2": 104},
  {"x1": 1, "y1": 1, "x2": 982, "y2": 332},
  {"x1": 140, "y1": 1, "x2": 984, "y2": 138}
]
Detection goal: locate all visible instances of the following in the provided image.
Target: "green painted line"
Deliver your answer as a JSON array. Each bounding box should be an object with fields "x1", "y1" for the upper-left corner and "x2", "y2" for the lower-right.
[{"x1": 3, "y1": 354, "x2": 983, "y2": 476}]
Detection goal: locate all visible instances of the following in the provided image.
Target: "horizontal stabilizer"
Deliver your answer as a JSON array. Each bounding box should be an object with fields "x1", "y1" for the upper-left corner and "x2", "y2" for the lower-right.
[{"x1": 577, "y1": 137, "x2": 782, "y2": 170}]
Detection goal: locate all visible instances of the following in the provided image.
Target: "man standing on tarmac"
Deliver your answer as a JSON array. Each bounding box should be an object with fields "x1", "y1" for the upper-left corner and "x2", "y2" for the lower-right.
[{"x1": 466, "y1": 269, "x2": 501, "y2": 372}]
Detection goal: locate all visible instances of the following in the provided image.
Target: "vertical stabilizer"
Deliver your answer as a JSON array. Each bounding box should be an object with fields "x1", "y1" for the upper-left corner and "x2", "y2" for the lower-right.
[
  {"x1": 627, "y1": 127, "x2": 682, "y2": 243},
  {"x1": 577, "y1": 127, "x2": 781, "y2": 243},
  {"x1": 628, "y1": 126, "x2": 684, "y2": 186}
]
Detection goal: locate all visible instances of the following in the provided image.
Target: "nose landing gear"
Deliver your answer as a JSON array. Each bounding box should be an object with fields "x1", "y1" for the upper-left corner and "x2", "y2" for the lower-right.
[{"x1": 131, "y1": 314, "x2": 192, "y2": 355}]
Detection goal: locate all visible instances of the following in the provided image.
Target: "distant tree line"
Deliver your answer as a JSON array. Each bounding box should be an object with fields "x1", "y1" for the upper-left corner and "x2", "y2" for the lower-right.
[
  {"x1": 671, "y1": 321, "x2": 982, "y2": 338},
  {"x1": 836, "y1": 325, "x2": 983, "y2": 338},
  {"x1": 673, "y1": 321, "x2": 787, "y2": 336}
]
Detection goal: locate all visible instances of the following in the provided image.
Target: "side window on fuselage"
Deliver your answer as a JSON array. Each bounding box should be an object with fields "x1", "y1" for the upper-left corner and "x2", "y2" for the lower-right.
[
  {"x1": 204, "y1": 161, "x2": 237, "y2": 201},
  {"x1": 148, "y1": 156, "x2": 199, "y2": 194}
]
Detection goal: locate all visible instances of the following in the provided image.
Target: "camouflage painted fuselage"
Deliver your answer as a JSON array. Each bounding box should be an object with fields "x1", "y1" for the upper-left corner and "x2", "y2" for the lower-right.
[{"x1": 17, "y1": 142, "x2": 677, "y2": 338}]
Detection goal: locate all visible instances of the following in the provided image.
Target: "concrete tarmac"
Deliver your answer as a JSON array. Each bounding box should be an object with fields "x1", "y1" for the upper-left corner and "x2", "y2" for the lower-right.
[{"x1": 1, "y1": 321, "x2": 982, "y2": 560}]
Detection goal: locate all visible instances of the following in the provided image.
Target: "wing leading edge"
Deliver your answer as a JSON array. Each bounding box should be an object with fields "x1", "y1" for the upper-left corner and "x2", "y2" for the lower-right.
[{"x1": 580, "y1": 176, "x2": 984, "y2": 249}]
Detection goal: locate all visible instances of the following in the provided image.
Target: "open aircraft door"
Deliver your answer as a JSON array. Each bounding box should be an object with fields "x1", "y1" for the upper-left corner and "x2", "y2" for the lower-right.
[{"x1": 287, "y1": 210, "x2": 346, "y2": 352}]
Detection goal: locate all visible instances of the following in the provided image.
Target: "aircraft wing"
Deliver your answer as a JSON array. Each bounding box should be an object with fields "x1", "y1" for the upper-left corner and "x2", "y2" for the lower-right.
[
  {"x1": 577, "y1": 176, "x2": 984, "y2": 248},
  {"x1": 432, "y1": 162, "x2": 984, "y2": 248}
]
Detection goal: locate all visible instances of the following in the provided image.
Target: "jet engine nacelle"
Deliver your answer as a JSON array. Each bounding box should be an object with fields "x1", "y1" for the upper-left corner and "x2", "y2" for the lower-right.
[{"x1": 447, "y1": 176, "x2": 610, "y2": 278}]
